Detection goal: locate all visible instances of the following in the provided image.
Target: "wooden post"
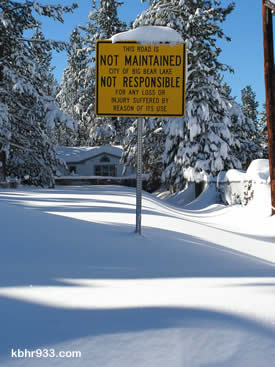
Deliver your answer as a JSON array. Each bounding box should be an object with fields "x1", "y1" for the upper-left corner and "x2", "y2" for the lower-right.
[{"x1": 262, "y1": 0, "x2": 275, "y2": 215}]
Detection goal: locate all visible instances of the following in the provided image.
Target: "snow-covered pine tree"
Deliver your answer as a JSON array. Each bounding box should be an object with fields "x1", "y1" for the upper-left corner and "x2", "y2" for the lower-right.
[
  {"x1": 82, "y1": 0, "x2": 127, "y2": 146},
  {"x1": 133, "y1": 0, "x2": 246, "y2": 191},
  {"x1": 227, "y1": 98, "x2": 262, "y2": 168},
  {"x1": 0, "y1": 1, "x2": 77, "y2": 186},
  {"x1": 57, "y1": 26, "x2": 89, "y2": 146},
  {"x1": 122, "y1": 117, "x2": 166, "y2": 191},
  {"x1": 259, "y1": 104, "x2": 267, "y2": 135},
  {"x1": 29, "y1": 29, "x2": 58, "y2": 98},
  {"x1": 87, "y1": 0, "x2": 127, "y2": 51},
  {"x1": 258, "y1": 104, "x2": 269, "y2": 158},
  {"x1": 219, "y1": 79, "x2": 235, "y2": 100},
  {"x1": 57, "y1": 27, "x2": 85, "y2": 121},
  {"x1": 66, "y1": 56, "x2": 98, "y2": 147},
  {"x1": 241, "y1": 85, "x2": 259, "y2": 125},
  {"x1": 30, "y1": 28, "x2": 76, "y2": 148},
  {"x1": 215, "y1": 81, "x2": 261, "y2": 168},
  {"x1": 236, "y1": 85, "x2": 262, "y2": 165}
]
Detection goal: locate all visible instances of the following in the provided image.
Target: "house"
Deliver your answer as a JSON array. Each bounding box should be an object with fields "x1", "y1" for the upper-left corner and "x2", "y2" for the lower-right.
[{"x1": 56, "y1": 145, "x2": 135, "y2": 179}]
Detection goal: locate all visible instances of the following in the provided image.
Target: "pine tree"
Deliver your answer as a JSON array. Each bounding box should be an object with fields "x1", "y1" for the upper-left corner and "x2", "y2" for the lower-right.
[
  {"x1": 227, "y1": 99, "x2": 261, "y2": 168},
  {"x1": 259, "y1": 104, "x2": 267, "y2": 133},
  {"x1": 258, "y1": 104, "x2": 269, "y2": 158},
  {"x1": 214, "y1": 82, "x2": 261, "y2": 168},
  {"x1": 57, "y1": 26, "x2": 89, "y2": 146},
  {"x1": 57, "y1": 1, "x2": 129, "y2": 148},
  {"x1": 30, "y1": 29, "x2": 76, "y2": 147},
  {"x1": 238, "y1": 85, "x2": 262, "y2": 165},
  {"x1": 241, "y1": 85, "x2": 259, "y2": 124},
  {"x1": 86, "y1": 0, "x2": 127, "y2": 50},
  {"x1": 122, "y1": 117, "x2": 166, "y2": 191},
  {"x1": 83, "y1": 0, "x2": 127, "y2": 146},
  {"x1": 133, "y1": 0, "x2": 242, "y2": 191},
  {"x1": 219, "y1": 79, "x2": 235, "y2": 100},
  {"x1": 0, "y1": 1, "x2": 77, "y2": 186},
  {"x1": 75, "y1": 63, "x2": 96, "y2": 146}
]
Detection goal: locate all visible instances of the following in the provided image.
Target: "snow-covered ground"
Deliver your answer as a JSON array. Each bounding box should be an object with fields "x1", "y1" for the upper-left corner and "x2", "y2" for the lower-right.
[{"x1": 0, "y1": 185, "x2": 275, "y2": 366}]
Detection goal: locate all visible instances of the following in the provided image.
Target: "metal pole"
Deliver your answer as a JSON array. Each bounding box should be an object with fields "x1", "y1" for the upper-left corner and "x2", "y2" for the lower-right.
[
  {"x1": 136, "y1": 117, "x2": 143, "y2": 235},
  {"x1": 262, "y1": 0, "x2": 275, "y2": 215}
]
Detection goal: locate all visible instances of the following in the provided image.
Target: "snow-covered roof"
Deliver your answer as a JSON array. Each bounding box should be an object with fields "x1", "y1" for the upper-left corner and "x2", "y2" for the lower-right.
[
  {"x1": 110, "y1": 26, "x2": 184, "y2": 45},
  {"x1": 56, "y1": 145, "x2": 123, "y2": 163},
  {"x1": 247, "y1": 159, "x2": 270, "y2": 183},
  {"x1": 218, "y1": 159, "x2": 270, "y2": 184}
]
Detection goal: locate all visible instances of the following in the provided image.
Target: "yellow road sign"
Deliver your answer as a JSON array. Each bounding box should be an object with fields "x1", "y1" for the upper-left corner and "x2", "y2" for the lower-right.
[{"x1": 96, "y1": 41, "x2": 186, "y2": 117}]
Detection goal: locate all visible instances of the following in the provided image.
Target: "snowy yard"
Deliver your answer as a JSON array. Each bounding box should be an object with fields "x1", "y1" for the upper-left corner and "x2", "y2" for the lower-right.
[{"x1": 0, "y1": 185, "x2": 275, "y2": 367}]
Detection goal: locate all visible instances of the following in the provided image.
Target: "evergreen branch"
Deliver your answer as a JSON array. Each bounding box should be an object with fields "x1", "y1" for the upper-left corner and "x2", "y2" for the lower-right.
[
  {"x1": 1, "y1": 1, "x2": 78, "y2": 23},
  {"x1": 0, "y1": 35, "x2": 68, "y2": 52},
  {"x1": 0, "y1": 136, "x2": 35, "y2": 152}
]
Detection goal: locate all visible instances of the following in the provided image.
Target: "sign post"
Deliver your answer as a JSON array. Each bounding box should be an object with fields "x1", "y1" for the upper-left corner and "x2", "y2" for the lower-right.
[
  {"x1": 136, "y1": 117, "x2": 143, "y2": 235},
  {"x1": 96, "y1": 40, "x2": 186, "y2": 233}
]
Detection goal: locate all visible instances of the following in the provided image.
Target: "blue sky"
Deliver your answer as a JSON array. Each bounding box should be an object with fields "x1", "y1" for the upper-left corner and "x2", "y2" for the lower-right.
[{"x1": 35, "y1": 0, "x2": 271, "y2": 108}]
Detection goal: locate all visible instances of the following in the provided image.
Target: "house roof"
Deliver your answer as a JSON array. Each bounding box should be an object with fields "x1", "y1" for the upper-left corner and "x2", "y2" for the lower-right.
[{"x1": 56, "y1": 145, "x2": 124, "y2": 163}]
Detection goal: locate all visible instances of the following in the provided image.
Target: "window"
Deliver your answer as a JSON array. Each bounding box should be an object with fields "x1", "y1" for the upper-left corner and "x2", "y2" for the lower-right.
[
  {"x1": 94, "y1": 165, "x2": 116, "y2": 177},
  {"x1": 95, "y1": 166, "x2": 101, "y2": 176},
  {"x1": 69, "y1": 166, "x2": 76, "y2": 174}
]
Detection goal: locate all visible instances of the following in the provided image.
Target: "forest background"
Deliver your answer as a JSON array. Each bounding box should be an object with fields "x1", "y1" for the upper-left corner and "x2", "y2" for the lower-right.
[{"x1": 0, "y1": 0, "x2": 270, "y2": 190}]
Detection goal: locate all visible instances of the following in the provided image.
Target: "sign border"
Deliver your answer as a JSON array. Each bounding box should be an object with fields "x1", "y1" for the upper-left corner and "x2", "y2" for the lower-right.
[{"x1": 95, "y1": 40, "x2": 186, "y2": 118}]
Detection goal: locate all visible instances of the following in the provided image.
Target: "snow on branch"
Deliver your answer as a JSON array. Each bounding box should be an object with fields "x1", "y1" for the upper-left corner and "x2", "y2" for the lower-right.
[
  {"x1": 0, "y1": 1, "x2": 78, "y2": 24},
  {"x1": 19, "y1": 37, "x2": 68, "y2": 52},
  {"x1": 31, "y1": 1, "x2": 78, "y2": 23},
  {"x1": 0, "y1": 136, "x2": 34, "y2": 152}
]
